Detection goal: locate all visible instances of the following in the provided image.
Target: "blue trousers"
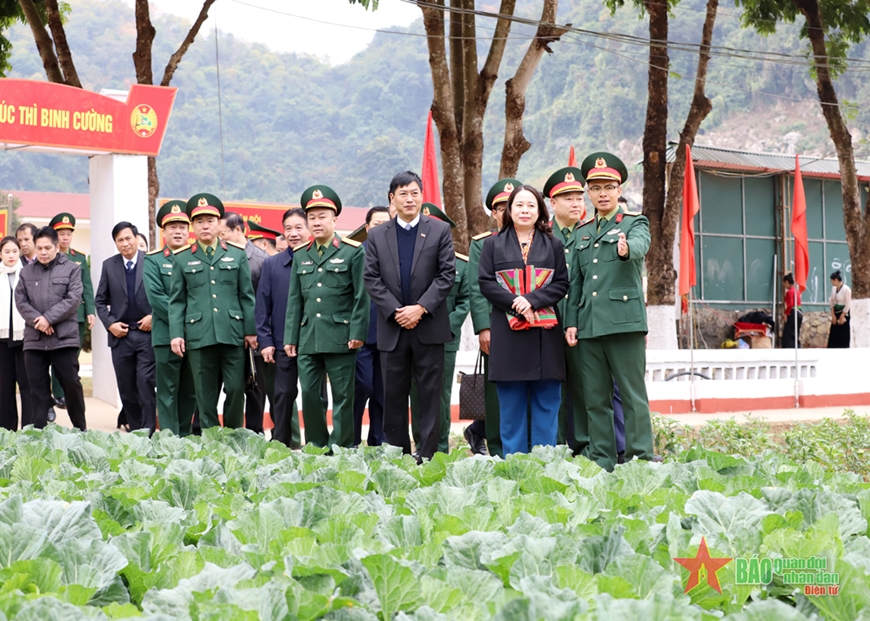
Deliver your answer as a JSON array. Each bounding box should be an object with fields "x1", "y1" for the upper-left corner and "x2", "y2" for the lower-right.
[
  {"x1": 353, "y1": 343, "x2": 385, "y2": 447},
  {"x1": 496, "y1": 379, "x2": 561, "y2": 455}
]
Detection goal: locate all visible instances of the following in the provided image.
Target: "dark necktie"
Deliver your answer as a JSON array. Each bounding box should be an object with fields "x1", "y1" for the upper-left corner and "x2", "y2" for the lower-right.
[
  {"x1": 561, "y1": 227, "x2": 570, "y2": 239},
  {"x1": 206, "y1": 245, "x2": 214, "y2": 257},
  {"x1": 126, "y1": 260, "x2": 133, "y2": 272},
  {"x1": 318, "y1": 245, "x2": 324, "y2": 257}
]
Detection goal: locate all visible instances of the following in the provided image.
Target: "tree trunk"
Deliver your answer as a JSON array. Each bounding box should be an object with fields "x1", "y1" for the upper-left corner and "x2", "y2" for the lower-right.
[
  {"x1": 640, "y1": 0, "x2": 670, "y2": 297},
  {"x1": 648, "y1": 0, "x2": 717, "y2": 350},
  {"x1": 449, "y1": 0, "x2": 465, "y2": 137},
  {"x1": 419, "y1": 1, "x2": 469, "y2": 252},
  {"x1": 18, "y1": 0, "x2": 64, "y2": 84},
  {"x1": 499, "y1": 0, "x2": 566, "y2": 179},
  {"x1": 460, "y1": 0, "x2": 515, "y2": 241},
  {"x1": 133, "y1": 0, "x2": 155, "y2": 86},
  {"x1": 793, "y1": 0, "x2": 870, "y2": 345},
  {"x1": 44, "y1": 0, "x2": 81, "y2": 87}
]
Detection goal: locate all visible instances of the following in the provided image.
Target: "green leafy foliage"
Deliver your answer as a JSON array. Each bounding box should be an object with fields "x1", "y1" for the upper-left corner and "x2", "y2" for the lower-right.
[{"x1": 0, "y1": 426, "x2": 867, "y2": 619}]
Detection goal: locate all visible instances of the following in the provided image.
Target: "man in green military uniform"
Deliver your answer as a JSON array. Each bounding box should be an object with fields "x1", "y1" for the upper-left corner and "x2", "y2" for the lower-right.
[
  {"x1": 48, "y1": 213, "x2": 96, "y2": 415},
  {"x1": 565, "y1": 152, "x2": 654, "y2": 472},
  {"x1": 143, "y1": 201, "x2": 198, "y2": 435},
  {"x1": 284, "y1": 185, "x2": 369, "y2": 449},
  {"x1": 410, "y1": 203, "x2": 470, "y2": 453},
  {"x1": 543, "y1": 167, "x2": 589, "y2": 452},
  {"x1": 169, "y1": 193, "x2": 257, "y2": 429},
  {"x1": 465, "y1": 179, "x2": 521, "y2": 458}
]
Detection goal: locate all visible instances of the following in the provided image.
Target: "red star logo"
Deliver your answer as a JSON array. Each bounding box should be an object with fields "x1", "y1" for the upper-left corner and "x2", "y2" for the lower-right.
[{"x1": 673, "y1": 537, "x2": 732, "y2": 593}]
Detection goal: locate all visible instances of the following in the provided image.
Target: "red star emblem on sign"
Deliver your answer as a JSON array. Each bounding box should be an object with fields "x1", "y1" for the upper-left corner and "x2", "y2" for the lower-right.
[{"x1": 673, "y1": 537, "x2": 733, "y2": 593}]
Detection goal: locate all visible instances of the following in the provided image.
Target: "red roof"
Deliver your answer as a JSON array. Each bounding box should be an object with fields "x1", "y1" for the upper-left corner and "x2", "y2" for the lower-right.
[
  {"x1": 10, "y1": 190, "x2": 90, "y2": 220},
  {"x1": 9, "y1": 190, "x2": 369, "y2": 231}
]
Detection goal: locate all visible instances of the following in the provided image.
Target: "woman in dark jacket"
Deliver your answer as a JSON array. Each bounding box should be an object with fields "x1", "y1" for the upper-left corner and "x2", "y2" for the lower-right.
[{"x1": 478, "y1": 185, "x2": 569, "y2": 455}]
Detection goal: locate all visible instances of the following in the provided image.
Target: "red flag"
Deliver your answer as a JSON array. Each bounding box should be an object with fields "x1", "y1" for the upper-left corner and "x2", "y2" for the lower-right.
[
  {"x1": 792, "y1": 155, "x2": 809, "y2": 293},
  {"x1": 568, "y1": 146, "x2": 576, "y2": 167},
  {"x1": 679, "y1": 145, "x2": 700, "y2": 298},
  {"x1": 421, "y1": 110, "x2": 441, "y2": 208}
]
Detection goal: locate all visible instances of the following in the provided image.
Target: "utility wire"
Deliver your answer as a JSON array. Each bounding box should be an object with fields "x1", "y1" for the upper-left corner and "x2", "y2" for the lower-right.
[{"x1": 214, "y1": 21, "x2": 227, "y2": 195}]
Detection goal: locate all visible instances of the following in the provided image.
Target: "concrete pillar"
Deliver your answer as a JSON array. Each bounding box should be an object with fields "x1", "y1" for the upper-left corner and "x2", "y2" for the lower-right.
[{"x1": 88, "y1": 154, "x2": 150, "y2": 406}]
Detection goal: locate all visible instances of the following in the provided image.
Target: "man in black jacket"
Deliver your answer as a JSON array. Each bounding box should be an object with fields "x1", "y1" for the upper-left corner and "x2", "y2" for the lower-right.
[
  {"x1": 363, "y1": 171, "x2": 455, "y2": 461},
  {"x1": 14, "y1": 227, "x2": 87, "y2": 430},
  {"x1": 95, "y1": 222, "x2": 156, "y2": 432}
]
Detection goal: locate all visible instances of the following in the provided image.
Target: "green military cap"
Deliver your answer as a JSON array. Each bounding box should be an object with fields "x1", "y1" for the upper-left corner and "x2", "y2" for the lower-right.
[
  {"x1": 581, "y1": 151, "x2": 629, "y2": 184},
  {"x1": 347, "y1": 223, "x2": 367, "y2": 243},
  {"x1": 157, "y1": 200, "x2": 190, "y2": 229},
  {"x1": 300, "y1": 185, "x2": 342, "y2": 216},
  {"x1": 543, "y1": 167, "x2": 585, "y2": 198},
  {"x1": 485, "y1": 178, "x2": 522, "y2": 212},
  {"x1": 50, "y1": 212, "x2": 76, "y2": 231},
  {"x1": 247, "y1": 219, "x2": 280, "y2": 241},
  {"x1": 421, "y1": 202, "x2": 456, "y2": 228},
  {"x1": 186, "y1": 193, "x2": 224, "y2": 220}
]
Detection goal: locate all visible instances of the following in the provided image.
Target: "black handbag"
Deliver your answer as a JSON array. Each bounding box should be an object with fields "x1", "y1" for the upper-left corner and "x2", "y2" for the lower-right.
[{"x1": 458, "y1": 351, "x2": 487, "y2": 420}]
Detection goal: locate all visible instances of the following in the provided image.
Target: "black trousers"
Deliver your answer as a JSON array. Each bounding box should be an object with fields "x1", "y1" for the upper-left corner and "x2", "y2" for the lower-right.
[
  {"x1": 381, "y1": 329, "x2": 444, "y2": 460},
  {"x1": 270, "y1": 349, "x2": 299, "y2": 446},
  {"x1": 245, "y1": 353, "x2": 267, "y2": 433},
  {"x1": 25, "y1": 347, "x2": 86, "y2": 430},
  {"x1": 782, "y1": 310, "x2": 803, "y2": 349},
  {"x1": 353, "y1": 343, "x2": 385, "y2": 447},
  {"x1": 0, "y1": 340, "x2": 36, "y2": 430},
  {"x1": 111, "y1": 329, "x2": 156, "y2": 432}
]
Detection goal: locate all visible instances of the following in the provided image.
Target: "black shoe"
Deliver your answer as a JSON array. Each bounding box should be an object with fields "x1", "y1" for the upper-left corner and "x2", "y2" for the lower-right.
[
  {"x1": 464, "y1": 426, "x2": 487, "y2": 455},
  {"x1": 54, "y1": 397, "x2": 66, "y2": 409},
  {"x1": 617, "y1": 452, "x2": 625, "y2": 465},
  {"x1": 652, "y1": 454, "x2": 664, "y2": 463},
  {"x1": 47, "y1": 407, "x2": 56, "y2": 423}
]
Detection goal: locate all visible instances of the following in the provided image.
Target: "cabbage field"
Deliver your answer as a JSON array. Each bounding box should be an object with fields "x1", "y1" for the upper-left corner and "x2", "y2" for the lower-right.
[{"x1": 0, "y1": 425, "x2": 869, "y2": 620}]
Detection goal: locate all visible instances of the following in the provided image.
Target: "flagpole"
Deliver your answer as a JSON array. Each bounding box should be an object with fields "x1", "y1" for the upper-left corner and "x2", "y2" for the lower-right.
[
  {"x1": 794, "y1": 289, "x2": 800, "y2": 408},
  {"x1": 771, "y1": 254, "x2": 777, "y2": 349},
  {"x1": 689, "y1": 289, "x2": 696, "y2": 413}
]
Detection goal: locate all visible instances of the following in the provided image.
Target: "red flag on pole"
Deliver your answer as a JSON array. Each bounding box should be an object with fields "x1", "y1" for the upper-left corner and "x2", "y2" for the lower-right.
[
  {"x1": 679, "y1": 145, "x2": 700, "y2": 301},
  {"x1": 792, "y1": 155, "x2": 809, "y2": 293},
  {"x1": 568, "y1": 146, "x2": 576, "y2": 167},
  {"x1": 421, "y1": 110, "x2": 441, "y2": 208}
]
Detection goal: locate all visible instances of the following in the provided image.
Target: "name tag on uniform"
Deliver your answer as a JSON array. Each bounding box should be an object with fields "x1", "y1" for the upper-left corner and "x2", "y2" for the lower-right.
[
  {"x1": 301, "y1": 261, "x2": 313, "y2": 265},
  {"x1": 220, "y1": 257, "x2": 234, "y2": 262},
  {"x1": 608, "y1": 229, "x2": 621, "y2": 235},
  {"x1": 329, "y1": 258, "x2": 344, "y2": 264},
  {"x1": 581, "y1": 236, "x2": 590, "y2": 241},
  {"x1": 187, "y1": 260, "x2": 201, "y2": 266},
  {"x1": 162, "y1": 264, "x2": 172, "y2": 268}
]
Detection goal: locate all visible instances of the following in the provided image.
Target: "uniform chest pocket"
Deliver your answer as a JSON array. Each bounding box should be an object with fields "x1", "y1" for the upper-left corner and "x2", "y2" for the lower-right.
[
  {"x1": 297, "y1": 265, "x2": 315, "y2": 289},
  {"x1": 576, "y1": 242, "x2": 591, "y2": 266},
  {"x1": 218, "y1": 262, "x2": 239, "y2": 283},
  {"x1": 326, "y1": 263, "x2": 349, "y2": 287},
  {"x1": 602, "y1": 237, "x2": 620, "y2": 262},
  {"x1": 183, "y1": 265, "x2": 205, "y2": 287}
]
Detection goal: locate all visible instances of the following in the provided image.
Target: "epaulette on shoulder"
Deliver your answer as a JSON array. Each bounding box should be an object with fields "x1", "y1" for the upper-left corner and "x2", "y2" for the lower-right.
[
  {"x1": 173, "y1": 244, "x2": 192, "y2": 255},
  {"x1": 293, "y1": 242, "x2": 309, "y2": 252},
  {"x1": 226, "y1": 240, "x2": 247, "y2": 250},
  {"x1": 146, "y1": 248, "x2": 163, "y2": 256},
  {"x1": 471, "y1": 231, "x2": 493, "y2": 241},
  {"x1": 341, "y1": 237, "x2": 361, "y2": 248},
  {"x1": 455, "y1": 252, "x2": 469, "y2": 262},
  {"x1": 577, "y1": 219, "x2": 595, "y2": 228},
  {"x1": 70, "y1": 248, "x2": 85, "y2": 257}
]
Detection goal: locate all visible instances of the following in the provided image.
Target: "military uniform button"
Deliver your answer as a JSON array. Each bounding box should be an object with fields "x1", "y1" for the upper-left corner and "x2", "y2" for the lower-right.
[
  {"x1": 212, "y1": 294, "x2": 217, "y2": 298},
  {"x1": 592, "y1": 275, "x2": 598, "y2": 280},
  {"x1": 564, "y1": 294, "x2": 569, "y2": 299},
  {"x1": 214, "y1": 308, "x2": 218, "y2": 312},
  {"x1": 335, "y1": 268, "x2": 339, "y2": 272},
  {"x1": 318, "y1": 268, "x2": 323, "y2": 272},
  {"x1": 190, "y1": 319, "x2": 194, "y2": 324},
  {"x1": 210, "y1": 266, "x2": 215, "y2": 270},
  {"x1": 316, "y1": 313, "x2": 321, "y2": 318},
  {"x1": 317, "y1": 283, "x2": 322, "y2": 287},
  {"x1": 594, "y1": 243, "x2": 599, "y2": 248},
  {"x1": 316, "y1": 298, "x2": 321, "y2": 302},
  {"x1": 592, "y1": 291, "x2": 597, "y2": 296},
  {"x1": 344, "y1": 320, "x2": 348, "y2": 324},
  {"x1": 593, "y1": 259, "x2": 598, "y2": 264},
  {"x1": 168, "y1": 271, "x2": 172, "y2": 275},
  {"x1": 235, "y1": 315, "x2": 240, "y2": 319},
  {"x1": 211, "y1": 280, "x2": 216, "y2": 284},
  {"x1": 623, "y1": 295, "x2": 628, "y2": 301},
  {"x1": 565, "y1": 249, "x2": 569, "y2": 254}
]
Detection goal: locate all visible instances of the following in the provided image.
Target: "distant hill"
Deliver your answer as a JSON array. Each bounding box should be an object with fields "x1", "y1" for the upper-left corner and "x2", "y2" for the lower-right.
[{"x1": 2, "y1": 0, "x2": 869, "y2": 207}]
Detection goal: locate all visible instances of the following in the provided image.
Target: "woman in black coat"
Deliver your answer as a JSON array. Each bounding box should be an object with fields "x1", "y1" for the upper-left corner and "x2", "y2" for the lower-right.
[{"x1": 478, "y1": 185, "x2": 569, "y2": 455}]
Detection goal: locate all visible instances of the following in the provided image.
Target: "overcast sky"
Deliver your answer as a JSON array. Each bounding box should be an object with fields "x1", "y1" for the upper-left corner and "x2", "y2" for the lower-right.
[{"x1": 147, "y1": 0, "x2": 420, "y2": 65}]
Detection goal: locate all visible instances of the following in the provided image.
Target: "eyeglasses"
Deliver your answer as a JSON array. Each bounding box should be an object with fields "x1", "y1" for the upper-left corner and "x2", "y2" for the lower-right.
[
  {"x1": 587, "y1": 185, "x2": 619, "y2": 193},
  {"x1": 492, "y1": 206, "x2": 506, "y2": 214}
]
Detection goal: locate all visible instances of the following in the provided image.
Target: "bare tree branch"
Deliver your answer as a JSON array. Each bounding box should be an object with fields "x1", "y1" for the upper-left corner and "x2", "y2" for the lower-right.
[
  {"x1": 160, "y1": 0, "x2": 217, "y2": 87},
  {"x1": 479, "y1": 0, "x2": 516, "y2": 107},
  {"x1": 18, "y1": 0, "x2": 64, "y2": 84},
  {"x1": 44, "y1": 0, "x2": 81, "y2": 87},
  {"x1": 499, "y1": 0, "x2": 567, "y2": 178},
  {"x1": 133, "y1": 0, "x2": 155, "y2": 85}
]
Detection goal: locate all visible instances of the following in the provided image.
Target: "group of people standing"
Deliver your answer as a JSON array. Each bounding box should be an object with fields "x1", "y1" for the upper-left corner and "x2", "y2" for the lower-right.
[{"x1": 0, "y1": 150, "x2": 654, "y2": 472}]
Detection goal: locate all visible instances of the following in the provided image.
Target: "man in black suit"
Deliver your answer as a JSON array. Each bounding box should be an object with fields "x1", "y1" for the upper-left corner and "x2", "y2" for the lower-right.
[
  {"x1": 363, "y1": 171, "x2": 455, "y2": 461},
  {"x1": 95, "y1": 221, "x2": 156, "y2": 432}
]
